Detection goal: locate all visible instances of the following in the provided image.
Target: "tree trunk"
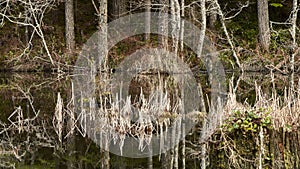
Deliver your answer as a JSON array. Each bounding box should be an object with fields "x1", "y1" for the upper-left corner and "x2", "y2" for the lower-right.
[
  {"x1": 174, "y1": 118, "x2": 181, "y2": 169},
  {"x1": 110, "y1": 0, "x2": 127, "y2": 20},
  {"x1": 148, "y1": 145, "x2": 153, "y2": 169},
  {"x1": 289, "y1": 0, "x2": 298, "y2": 94},
  {"x1": 214, "y1": 0, "x2": 241, "y2": 69},
  {"x1": 180, "y1": 0, "x2": 185, "y2": 53},
  {"x1": 65, "y1": 0, "x2": 75, "y2": 53},
  {"x1": 158, "y1": 0, "x2": 169, "y2": 49},
  {"x1": 161, "y1": 132, "x2": 172, "y2": 169},
  {"x1": 98, "y1": 0, "x2": 107, "y2": 31},
  {"x1": 257, "y1": 0, "x2": 270, "y2": 52},
  {"x1": 208, "y1": 8, "x2": 217, "y2": 30},
  {"x1": 198, "y1": 82, "x2": 207, "y2": 169},
  {"x1": 91, "y1": 1, "x2": 110, "y2": 167},
  {"x1": 182, "y1": 122, "x2": 186, "y2": 169},
  {"x1": 170, "y1": 0, "x2": 180, "y2": 54},
  {"x1": 197, "y1": 0, "x2": 206, "y2": 58},
  {"x1": 97, "y1": 0, "x2": 108, "y2": 71},
  {"x1": 145, "y1": 0, "x2": 151, "y2": 41},
  {"x1": 101, "y1": 149, "x2": 110, "y2": 169},
  {"x1": 97, "y1": 1, "x2": 110, "y2": 167},
  {"x1": 67, "y1": 105, "x2": 76, "y2": 169}
]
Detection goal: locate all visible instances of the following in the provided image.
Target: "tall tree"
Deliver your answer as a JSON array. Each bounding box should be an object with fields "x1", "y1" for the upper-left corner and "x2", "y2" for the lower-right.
[
  {"x1": 289, "y1": 0, "x2": 298, "y2": 97},
  {"x1": 170, "y1": 0, "x2": 180, "y2": 53},
  {"x1": 92, "y1": 0, "x2": 110, "y2": 167},
  {"x1": 197, "y1": 0, "x2": 206, "y2": 58},
  {"x1": 198, "y1": 0, "x2": 208, "y2": 166},
  {"x1": 65, "y1": 0, "x2": 75, "y2": 53},
  {"x1": 158, "y1": 0, "x2": 169, "y2": 49},
  {"x1": 257, "y1": 0, "x2": 270, "y2": 51},
  {"x1": 145, "y1": 0, "x2": 151, "y2": 41},
  {"x1": 180, "y1": 0, "x2": 185, "y2": 52}
]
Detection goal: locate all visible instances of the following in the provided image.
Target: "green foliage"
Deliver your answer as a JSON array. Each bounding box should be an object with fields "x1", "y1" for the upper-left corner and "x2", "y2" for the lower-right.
[
  {"x1": 270, "y1": 29, "x2": 291, "y2": 50},
  {"x1": 223, "y1": 108, "x2": 272, "y2": 135},
  {"x1": 270, "y1": 3, "x2": 283, "y2": 8},
  {"x1": 219, "y1": 51, "x2": 236, "y2": 68}
]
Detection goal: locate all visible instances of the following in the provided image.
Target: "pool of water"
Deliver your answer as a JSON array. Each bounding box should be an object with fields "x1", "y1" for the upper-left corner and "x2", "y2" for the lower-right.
[{"x1": 0, "y1": 72, "x2": 299, "y2": 169}]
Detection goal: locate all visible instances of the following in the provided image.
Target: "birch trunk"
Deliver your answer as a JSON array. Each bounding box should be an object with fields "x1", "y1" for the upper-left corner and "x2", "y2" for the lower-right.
[
  {"x1": 65, "y1": 0, "x2": 75, "y2": 53},
  {"x1": 67, "y1": 95, "x2": 76, "y2": 169},
  {"x1": 197, "y1": 0, "x2": 206, "y2": 58},
  {"x1": 159, "y1": 0, "x2": 169, "y2": 49},
  {"x1": 145, "y1": 0, "x2": 151, "y2": 41},
  {"x1": 196, "y1": 1, "x2": 208, "y2": 168},
  {"x1": 180, "y1": 0, "x2": 185, "y2": 53},
  {"x1": 170, "y1": 0, "x2": 180, "y2": 54},
  {"x1": 182, "y1": 121, "x2": 186, "y2": 169},
  {"x1": 199, "y1": 83, "x2": 207, "y2": 169},
  {"x1": 258, "y1": 126, "x2": 264, "y2": 169},
  {"x1": 289, "y1": 0, "x2": 298, "y2": 95}
]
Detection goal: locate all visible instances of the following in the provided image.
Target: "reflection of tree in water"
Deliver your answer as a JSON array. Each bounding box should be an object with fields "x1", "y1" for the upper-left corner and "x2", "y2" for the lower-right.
[
  {"x1": 0, "y1": 71, "x2": 199, "y2": 168},
  {"x1": 2, "y1": 71, "x2": 300, "y2": 168},
  {"x1": 90, "y1": 70, "x2": 187, "y2": 155},
  {"x1": 129, "y1": 70, "x2": 180, "y2": 108}
]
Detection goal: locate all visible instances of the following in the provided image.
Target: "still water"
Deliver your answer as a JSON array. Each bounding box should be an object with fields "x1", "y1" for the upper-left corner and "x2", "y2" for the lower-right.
[{"x1": 0, "y1": 72, "x2": 299, "y2": 169}]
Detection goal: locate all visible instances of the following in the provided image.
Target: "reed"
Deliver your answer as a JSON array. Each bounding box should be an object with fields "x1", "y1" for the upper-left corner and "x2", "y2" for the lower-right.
[{"x1": 203, "y1": 73, "x2": 300, "y2": 168}]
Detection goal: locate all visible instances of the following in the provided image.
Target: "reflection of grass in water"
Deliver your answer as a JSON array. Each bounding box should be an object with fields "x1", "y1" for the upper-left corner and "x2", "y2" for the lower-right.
[
  {"x1": 195, "y1": 77, "x2": 300, "y2": 168},
  {"x1": 3, "y1": 71, "x2": 300, "y2": 168},
  {"x1": 89, "y1": 69, "x2": 192, "y2": 155},
  {"x1": 0, "y1": 84, "x2": 13, "y2": 89},
  {"x1": 129, "y1": 70, "x2": 180, "y2": 110}
]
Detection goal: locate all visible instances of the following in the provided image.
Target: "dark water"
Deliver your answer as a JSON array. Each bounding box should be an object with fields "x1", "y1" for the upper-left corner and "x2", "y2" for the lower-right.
[{"x1": 0, "y1": 72, "x2": 299, "y2": 169}]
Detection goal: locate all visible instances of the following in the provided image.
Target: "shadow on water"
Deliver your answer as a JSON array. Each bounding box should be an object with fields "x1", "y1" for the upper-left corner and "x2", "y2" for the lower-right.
[{"x1": 0, "y1": 72, "x2": 299, "y2": 168}]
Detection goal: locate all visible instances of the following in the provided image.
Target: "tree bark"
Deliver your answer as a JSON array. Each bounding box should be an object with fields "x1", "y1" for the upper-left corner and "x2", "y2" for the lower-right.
[
  {"x1": 174, "y1": 118, "x2": 181, "y2": 169},
  {"x1": 145, "y1": 0, "x2": 151, "y2": 41},
  {"x1": 148, "y1": 145, "x2": 153, "y2": 169},
  {"x1": 91, "y1": 1, "x2": 110, "y2": 167},
  {"x1": 66, "y1": 93, "x2": 76, "y2": 169},
  {"x1": 65, "y1": 0, "x2": 75, "y2": 53},
  {"x1": 257, "y1": 0, "x2": 270, "y2": 52},
  {"x1": 97, "y1": 0, "x2": 108, "y2": 71},
  {"x1": 289, "y1": 0, "x2": 298, "y2": 102},
  {"x1": 161, "y1": 136, "x2": 172, "y2": 169},
  {"x1": 158, "y1": 0, "x2": 169, "y2": 49},
  {"x1": 182, "y1": 121, "x2": 186, "y2": 169},
  {"x1": 180, "y1": 0, "x2": 185, "y2": 53},
  {"x1": 95, "y1": 1, "x2": 110, "y2": 167},
  {"x1": 170, "y1": 0, "x2": 180, "y2": 54},
  {"x1": 197, "y1": 0, "x2": 206, "y2": 58},
  {"x1": 214, "y1": 0, "x2": 241, "y2": 69},
  {"x1": 110, "y1": 0, "x2": 127, "y2": 20},
  {"x1": 208, "y1": 8, "x2": 217, "y2": 30},
  {"x1": 198, "y1": 82, "x2": 207, "y2": 169}
]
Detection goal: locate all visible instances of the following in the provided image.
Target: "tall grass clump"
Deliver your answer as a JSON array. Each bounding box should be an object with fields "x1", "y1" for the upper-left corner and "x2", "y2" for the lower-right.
[{"x1": 207, "y1": 73, "x2": 300, "y2": 169}]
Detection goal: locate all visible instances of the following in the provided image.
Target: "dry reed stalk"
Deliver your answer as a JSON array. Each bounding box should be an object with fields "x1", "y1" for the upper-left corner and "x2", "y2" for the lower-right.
[
  {"x1": 53, "y1": 92, "x2": 63, "y2": 143},
  {"x1": 214, "y1": 73, "x2": 300, "y2": 168},
  {"x1": 8, "y1": 107, "x2": 23, "y2": 133},
  {"x1": 76, "y1": 71, "x2": 186, "y2": 156}
]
